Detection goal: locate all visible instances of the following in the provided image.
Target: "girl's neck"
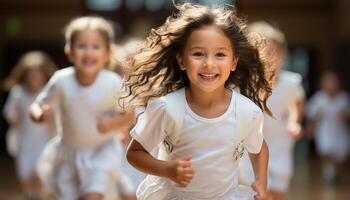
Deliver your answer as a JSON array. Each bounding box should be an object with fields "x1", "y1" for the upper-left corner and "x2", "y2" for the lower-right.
[
  {"x1": 185, "y1": 86, "x2": 232, "y2": 119},
  {"x1": 75, "y1": 70, "x2": 99, "y2": 86},
  {"x1": 25, "y1": 85, "x2": 42, "y2": 95},
  {"x1": 186, "y1": 87, "x2": 227, "y2": 107}
]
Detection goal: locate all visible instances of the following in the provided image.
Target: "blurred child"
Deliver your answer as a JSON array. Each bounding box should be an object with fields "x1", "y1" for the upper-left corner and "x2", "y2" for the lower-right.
[
  {"x1": 238, "y1": 22, "x2": 305, "y2": 200},
  {"x1": 122, "y1": 3, "x2": 271, "y2": 200},
  {"x1": 306, "y1": 71, "x2": 350, "y2": 183},
  {"x1": 2, "y1": 51, "x2": 57, "y2": 199},
  {"x1": 29, "y1": 16, "x2": 134, "y2": 200}
]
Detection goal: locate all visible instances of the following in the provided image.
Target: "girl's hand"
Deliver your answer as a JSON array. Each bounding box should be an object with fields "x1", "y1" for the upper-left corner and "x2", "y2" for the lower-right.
[
  {"x1": 251, "y1": 180, "x2": 267, "y2": 200},
  {"x1": 97, "y1": 115, "x2": 113, "y2": 134},
  {"x1": 166, "y1": 155, "x2": 195, "y2": 187},
  {"x1": 287, "y1": 121, "x2": 302, "y2": 140},
  {"x1": 41, "y1": 104, "x2": 53, "y2": 122}
]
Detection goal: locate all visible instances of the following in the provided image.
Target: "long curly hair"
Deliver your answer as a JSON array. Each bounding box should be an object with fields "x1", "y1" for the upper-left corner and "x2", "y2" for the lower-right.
[{"x1": 121, "y1": 3, "x2": 273, "y2": 115}]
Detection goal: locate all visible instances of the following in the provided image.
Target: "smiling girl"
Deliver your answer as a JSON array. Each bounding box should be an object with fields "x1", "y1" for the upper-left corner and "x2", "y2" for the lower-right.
[
  {"x1": 29, "y1": 16, "x2": 134, "y2": 200},
  {"x1": 122, "y1": 3, "x2": 272, "y2": 200}
]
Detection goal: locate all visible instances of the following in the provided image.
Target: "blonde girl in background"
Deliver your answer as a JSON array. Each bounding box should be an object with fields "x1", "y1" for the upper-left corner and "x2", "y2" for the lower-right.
[
  {"x1": 29, "y1": 16, "x2": 134, "y2": 200},
  {"x1": 122, "y1": 2, "x2": 272, "y2": 200},
  {"x1": 2, "y1": 51, "x2": 57, "y2": 199}
]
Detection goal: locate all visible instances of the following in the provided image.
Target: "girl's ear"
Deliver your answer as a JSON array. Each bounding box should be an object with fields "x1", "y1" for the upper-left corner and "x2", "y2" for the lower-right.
[
  {"x1": 231, "y1": 56, "x2": 239, "y2": 71},
  {"x1": 176, "y1": 53, "x2": 186, "y2": 71}
]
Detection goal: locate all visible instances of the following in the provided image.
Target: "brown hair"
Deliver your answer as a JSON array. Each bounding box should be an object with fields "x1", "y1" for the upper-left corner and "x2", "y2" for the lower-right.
[
  {"x1": 2, "y1": 51, "x2": 57, "y2": 91},
  {"x1": 121, "y1": 3, "x2": 273, "y2": 114},
  {"x1": 64, "y1": 16, "x2": 118, "y2": 69}
]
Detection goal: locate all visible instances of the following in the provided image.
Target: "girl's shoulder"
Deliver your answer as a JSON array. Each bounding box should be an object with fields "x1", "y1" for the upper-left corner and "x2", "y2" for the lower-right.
[
  {"x1": 235, "y1": 92, "x2": 263, "y2": 114},
  {"x1": 52, "y1": 67, "x2": 75, "y2": 81},
  {"x1": 309, "y1": 91, "x2": 325, "y2": 101},
  {"x1": 9, "y1": 84, "x2": 25, "y2": 99},
  {"x1": 138, "y1": 96, "x2": 166, "y2": 116},
  {"x1": 100, "y1": 69, "x2": 122, "y2": 79}
]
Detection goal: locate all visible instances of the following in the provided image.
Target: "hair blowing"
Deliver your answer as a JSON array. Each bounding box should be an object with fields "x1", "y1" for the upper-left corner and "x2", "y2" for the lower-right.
[{"x1": 121, "y1": 3, "x2": 273, "y2": 115}]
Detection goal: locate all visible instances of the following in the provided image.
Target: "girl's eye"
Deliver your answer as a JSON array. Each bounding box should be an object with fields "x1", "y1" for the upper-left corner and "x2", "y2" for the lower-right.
[
  {"x1": 93, "y1": 44, "x2": 102, "y2": 50},
  {"x1": 193, "y1": 52, "x2": 204, "y2": 57},
  {"x1": 76, "y1": 44, "x2": 86, "y2": 49},
  {"x1": 216, "y1": 53, "x2": 226, "y2": 57}
]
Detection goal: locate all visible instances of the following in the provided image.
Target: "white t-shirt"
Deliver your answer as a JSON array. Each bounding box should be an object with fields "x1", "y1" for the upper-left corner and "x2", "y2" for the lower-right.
[
  {"x1": 306, "y1": 90, "x2": 350, "y2": 161},
  {"x1": 4, "y1": 85, "x2": 53, "y2": 145},
  {"x1": 3, "y1": 85, "x2": 53, "y2": 179},
  {"x1": 131, "y1": 91, "x2": 264, "y2": 199},
  {"x1": 263, "y1": 70, "x2": 304, "y2": 147},
  {"x1": 36, "y1": 67, "x2": 123, "y2": 148}
]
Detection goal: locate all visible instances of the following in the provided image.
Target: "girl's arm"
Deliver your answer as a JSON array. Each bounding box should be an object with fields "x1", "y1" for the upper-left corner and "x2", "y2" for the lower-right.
[
  {"x1": 287, "y1": 97, "x2": 305, "y2": 139},
  {"x1": 127, "y1": 139, "x2": 194, "y2": 187},
  {"x1": 29, "y1": 103, "x2": 52, "y2": 123},
  {"x1": 3, "y1": 86, "x2": 21, "y2": 125},
  {"x1": 97, "y1": 109, "x2": 136, "y2": 133},
  {"x1": 248, "y1": 139, "x2": 268, "y2": 200}
]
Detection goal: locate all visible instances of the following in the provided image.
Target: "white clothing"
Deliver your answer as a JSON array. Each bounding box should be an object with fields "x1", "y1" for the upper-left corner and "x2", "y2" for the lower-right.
[
  {"x1": 131, "y1": 90, "x2": 264, "y2": 200},
  {"x1": 36, "y1": 67, "x2": 123, "y2": 148},
  {"x1": 35, "y1": 67, "x2": 124, "y2": 199},
  {"x1": 306, "y1": 91, "x2": 350, "y2": 162},
  {"x1": 3, "y1": 85, "x2": 52, "y2": 181},
  {"x1": 239, "y1": 71, "x2": 304, "y2": 191},
  {"x1": 119, "y1": 146, "x2": 146, "y2": 195}
]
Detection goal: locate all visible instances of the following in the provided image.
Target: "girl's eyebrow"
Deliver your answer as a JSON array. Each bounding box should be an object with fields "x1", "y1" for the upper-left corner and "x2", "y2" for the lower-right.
[{"x1": 190, "y1": 46, "x2": 230, "y2": 50}]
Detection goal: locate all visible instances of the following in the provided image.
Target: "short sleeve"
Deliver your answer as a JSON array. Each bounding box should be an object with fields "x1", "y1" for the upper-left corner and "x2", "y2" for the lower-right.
[
  {"x1": 245, "y1": 109, "x2": 264, "y2": 154},
  {"x1": 35, "y1": 71, "x2": 61, "y2": 106},
  {"x1": 3, "y1": 85, "x2": 22, "y2": 121},
  {"x1": 305, "y1": 92, "x2": 322, "y2": 119},
  {"x1": 130, "y1": 98, "x2": 167, "y2": 153},
  {"x1": 294, "y1": 83, "x2": 305, "y2": 100}
]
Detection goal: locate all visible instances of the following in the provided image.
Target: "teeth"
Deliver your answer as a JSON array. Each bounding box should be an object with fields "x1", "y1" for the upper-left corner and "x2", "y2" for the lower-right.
[{"x1": 200, "y1": 74, "x2": 216, "y2": 78}]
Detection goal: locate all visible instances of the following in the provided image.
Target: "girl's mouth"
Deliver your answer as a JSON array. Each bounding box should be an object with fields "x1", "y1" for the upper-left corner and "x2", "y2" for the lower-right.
[{"x1": 199, "y1": 73, "x2": 219, "y2": 81}]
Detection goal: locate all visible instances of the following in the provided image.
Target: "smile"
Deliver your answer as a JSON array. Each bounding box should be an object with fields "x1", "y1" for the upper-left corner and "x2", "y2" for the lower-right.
[{"x1": 199, "y1": 73, "x2": 219, "y2": 81}]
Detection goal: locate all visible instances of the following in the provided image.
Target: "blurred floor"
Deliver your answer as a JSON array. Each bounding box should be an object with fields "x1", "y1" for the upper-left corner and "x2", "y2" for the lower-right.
[{"x1": 0, "y1": 155, "x2": 349, "y2": 200}]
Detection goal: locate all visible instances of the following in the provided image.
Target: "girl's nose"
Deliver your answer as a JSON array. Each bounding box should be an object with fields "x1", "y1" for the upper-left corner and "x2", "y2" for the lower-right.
[{"x1": 204, "y1": 56, "x2": 214, "y2": 68}]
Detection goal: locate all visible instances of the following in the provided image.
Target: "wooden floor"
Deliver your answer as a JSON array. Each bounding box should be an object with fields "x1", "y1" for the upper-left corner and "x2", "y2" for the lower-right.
[{"x1": 0, "y1": 151, "x2": 349, "y2": 200}]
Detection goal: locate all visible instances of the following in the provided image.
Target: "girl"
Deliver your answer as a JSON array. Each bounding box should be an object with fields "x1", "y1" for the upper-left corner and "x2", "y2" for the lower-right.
[
  {"x1": 29, "y1": 16, "x2": 134, "y2": 200},
  {"x1": 238, "y1": 22, "x2": 305, "y2": 200},
  {"x1": 2, "y1": 51, "x2": 57, "y2": 199},
  {"x1": 306, "y1": 72, "x2": 350, "y2": 183},
  {"x1": 122, "y1": 3, "x2": 271, "y2": 200}
]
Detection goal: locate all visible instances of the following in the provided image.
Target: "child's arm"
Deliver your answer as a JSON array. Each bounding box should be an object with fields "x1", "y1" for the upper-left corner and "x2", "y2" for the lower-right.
[
  {"x1": 3, "y1": 86, "x2": 21, "y2": 125},
  {"x1": 29, "y1": 71, "x2": 60, "y2": 123},
  {"x1": 248, "y1": 139, "x2": 268, "y2": 200},
  {"x1": 287, "y1": 97, "x2": 305, "y2": 140},
  {"x1": 29, "y1": 103, "x2": 52, "y2": 123},
  {"x1": 127, "y1": 139, "x2": 194, "y2": 187},
  {"x1": 97, "y1": 109, "x2": 135, "y2": 133}
]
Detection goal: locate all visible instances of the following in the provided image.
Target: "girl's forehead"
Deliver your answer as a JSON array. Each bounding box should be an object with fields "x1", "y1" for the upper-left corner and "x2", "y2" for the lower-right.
[
  {"x1": 185, "y1": 26, "x2": 234, "y2": 50},
  {"x1": 72, "y1": 30, "x2": 110, "y2": 46}
]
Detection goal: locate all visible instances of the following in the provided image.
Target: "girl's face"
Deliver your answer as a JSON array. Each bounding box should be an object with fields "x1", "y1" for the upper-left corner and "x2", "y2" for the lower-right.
[
  {"x1": 177, "y1": 25, "x2": 238, "y2": 93},
  {"x1": 25, "y1": 67, "x2": 46, "y2": 93},
  {"x1": 68, "y1": 30, "x2": 110, "y2": 77},
  {"x1": 322, "y1": 73, "x2": 340, "y2": 96}
]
